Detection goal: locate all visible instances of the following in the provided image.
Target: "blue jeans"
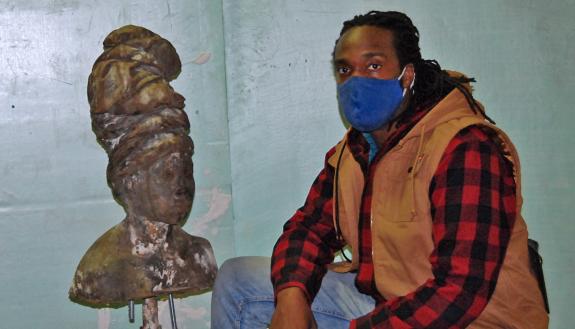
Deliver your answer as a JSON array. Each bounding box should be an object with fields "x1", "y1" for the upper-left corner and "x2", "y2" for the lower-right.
[{"x1": 211, "y1": 256, "x2": 375, "y2": 329}]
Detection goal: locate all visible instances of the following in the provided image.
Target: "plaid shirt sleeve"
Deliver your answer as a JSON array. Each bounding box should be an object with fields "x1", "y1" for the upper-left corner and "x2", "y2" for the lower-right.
[
  {"x1": 271, "y1": 146, "x2": 345, "y2": 302},
  {"x1": 351, "y1": 126, "x2": 517, "y2": 328}
]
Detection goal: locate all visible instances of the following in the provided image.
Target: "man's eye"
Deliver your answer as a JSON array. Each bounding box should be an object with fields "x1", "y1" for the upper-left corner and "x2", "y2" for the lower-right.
[
  {"x1": 368, "y1": 64, "x2": 382, "y2": 71},
  {"x1": 337, "y1": 67, "x2": 350, "y2": 74}
]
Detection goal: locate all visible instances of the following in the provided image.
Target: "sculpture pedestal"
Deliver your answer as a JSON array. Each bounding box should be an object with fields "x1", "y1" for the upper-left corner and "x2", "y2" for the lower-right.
[{"x1": 142, "y1": 298, "x2": 161, "y2": 329}]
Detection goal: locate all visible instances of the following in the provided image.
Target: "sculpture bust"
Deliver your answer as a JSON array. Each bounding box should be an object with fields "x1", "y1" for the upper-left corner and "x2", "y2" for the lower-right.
[{"x1": 69, "y1": 25, "x2": 217, "y2": 311}]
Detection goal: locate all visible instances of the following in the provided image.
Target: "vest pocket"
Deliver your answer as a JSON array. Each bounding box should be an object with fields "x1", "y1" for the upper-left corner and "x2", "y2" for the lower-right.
[
  {"x1": 378, "y1": 178, "x2": 417, "y2": 222},
  {"x1": 373, "y1": 153, "x2": 419, "y2": 222}
]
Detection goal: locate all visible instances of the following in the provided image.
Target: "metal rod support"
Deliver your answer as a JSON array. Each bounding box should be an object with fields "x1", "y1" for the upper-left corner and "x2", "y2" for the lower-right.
[
  {"x1": 168, "y1": 294, "x2": 178, "y2": 329},
  {"x1": 129, "y1": 299, "x2": 135, "y2": 323}
]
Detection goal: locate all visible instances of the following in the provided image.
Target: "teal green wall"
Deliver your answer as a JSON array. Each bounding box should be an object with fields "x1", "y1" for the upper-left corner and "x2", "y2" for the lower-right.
[{"x1": 0, "y1": 1, "x2": 573, "y2": 328}]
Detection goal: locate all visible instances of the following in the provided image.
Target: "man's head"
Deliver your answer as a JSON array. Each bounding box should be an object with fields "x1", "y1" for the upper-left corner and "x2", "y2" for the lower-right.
[
  {"x1": 335, "y1": 11, "x2": 421, "y2": 71},
  {"x1": 332, "y1": 11, "x2": 489, "y2": 124},
  {"x1": 332, "y1": 12, "x2": 419, "y2": 132}
]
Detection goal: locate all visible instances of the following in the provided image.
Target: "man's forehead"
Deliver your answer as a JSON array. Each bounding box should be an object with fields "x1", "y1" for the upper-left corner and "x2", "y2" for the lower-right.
[{"x1": 335, "y1": 26, "x2": 394, "y2": 54}]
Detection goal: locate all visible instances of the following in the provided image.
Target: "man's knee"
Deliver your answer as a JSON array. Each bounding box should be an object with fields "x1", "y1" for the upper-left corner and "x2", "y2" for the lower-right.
[{"x1": 213, "y1": 256, "x2": 271, "y2": 297}]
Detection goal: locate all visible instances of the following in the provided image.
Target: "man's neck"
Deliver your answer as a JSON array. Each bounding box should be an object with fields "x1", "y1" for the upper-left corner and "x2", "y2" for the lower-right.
[{"x1": 370, "y1": 123, "x2": 397, "y2": 147}]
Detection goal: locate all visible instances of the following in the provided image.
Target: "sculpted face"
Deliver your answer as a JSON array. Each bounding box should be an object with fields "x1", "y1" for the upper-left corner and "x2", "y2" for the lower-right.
[
  {"x1": 116, "y1": 151, "x2": 195, "y2": 225},
  {"x1": 146, "y1": 152, "x2": 194, "y2": 225}
]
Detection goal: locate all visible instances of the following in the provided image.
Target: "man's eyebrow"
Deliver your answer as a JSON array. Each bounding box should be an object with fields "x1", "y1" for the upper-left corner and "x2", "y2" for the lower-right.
[
  {"x1": 333, "y1": 58, "x2": 348, "y2": 66},
  {"x1": 334, "y1": 52, "x2": 387, "y2": 65}
]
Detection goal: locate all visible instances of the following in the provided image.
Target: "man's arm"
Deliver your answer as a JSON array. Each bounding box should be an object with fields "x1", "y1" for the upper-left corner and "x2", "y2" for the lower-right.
[
  {"x1": 269, "y1": 287, "x2": 318, "y2": 329},
  {"x1": 351, "y1": 126, "x2": 516, "y2": 328},
  {"x1": 271, "y1": 146, "x2": 345, "y2": 303}
]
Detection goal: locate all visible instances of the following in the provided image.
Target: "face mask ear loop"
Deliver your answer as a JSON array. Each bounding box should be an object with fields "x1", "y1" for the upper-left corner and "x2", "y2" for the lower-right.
[
  {"x1": 397, "y1": 66, "x2": 407, "y2": 80},
  {"x1": 400, "y1": 66, "x2": 416, "y2": 97}
]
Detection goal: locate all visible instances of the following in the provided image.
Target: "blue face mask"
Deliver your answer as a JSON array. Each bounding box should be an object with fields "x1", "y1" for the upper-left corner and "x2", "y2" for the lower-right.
[{"x1": 337, "y1": 68, "x2": 409, "y2": 132}]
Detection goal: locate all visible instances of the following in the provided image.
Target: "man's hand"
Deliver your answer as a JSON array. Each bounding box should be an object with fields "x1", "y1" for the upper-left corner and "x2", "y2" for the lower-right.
[{"x1": 269, "y1": 287, "x2": 318, "y2": 329}]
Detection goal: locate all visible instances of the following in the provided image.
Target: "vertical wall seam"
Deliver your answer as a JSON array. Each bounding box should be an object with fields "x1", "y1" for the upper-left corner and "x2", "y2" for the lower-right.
[{"x1": 217, "y1": 0, "x2": 238, "y2": 257}]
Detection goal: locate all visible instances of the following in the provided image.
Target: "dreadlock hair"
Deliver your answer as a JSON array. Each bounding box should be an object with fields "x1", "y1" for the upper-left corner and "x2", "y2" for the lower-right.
[{"x1": 334, "y1": 11, "x2": 494, "y2": 124}]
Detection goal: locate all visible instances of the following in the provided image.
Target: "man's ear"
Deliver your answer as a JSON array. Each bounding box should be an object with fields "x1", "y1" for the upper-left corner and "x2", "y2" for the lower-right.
[{"x1": 401, "y1": 63, "x2": 415, "y2": 90}]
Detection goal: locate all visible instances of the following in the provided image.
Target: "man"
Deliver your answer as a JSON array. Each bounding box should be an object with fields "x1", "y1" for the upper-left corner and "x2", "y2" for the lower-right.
[{"x1": 211, "y1": 11, "x2": 549, "y2": 328}]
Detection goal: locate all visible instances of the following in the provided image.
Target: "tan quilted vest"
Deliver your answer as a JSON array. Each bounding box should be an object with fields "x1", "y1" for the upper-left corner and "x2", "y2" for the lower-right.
[{"x1": 328, "y1": 88, "x2": 549, "y2": 328}]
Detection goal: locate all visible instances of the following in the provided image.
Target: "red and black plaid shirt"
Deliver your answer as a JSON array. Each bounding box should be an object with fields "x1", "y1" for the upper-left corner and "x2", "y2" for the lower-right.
[{"x1": 271, "y1": 102, "x2": 516, "y2": 328}]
